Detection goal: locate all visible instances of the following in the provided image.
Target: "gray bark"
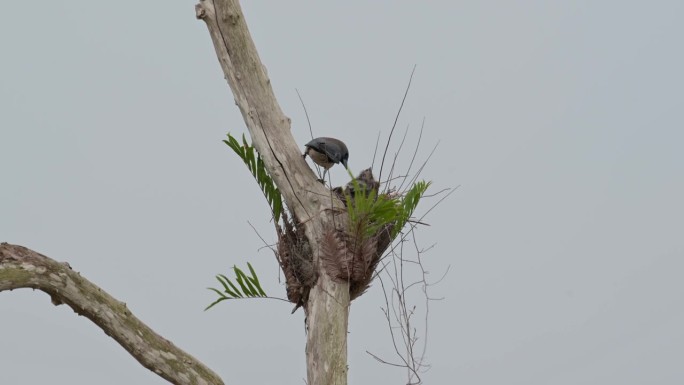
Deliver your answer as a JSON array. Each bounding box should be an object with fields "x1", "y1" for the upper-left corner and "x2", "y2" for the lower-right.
[
  {"x1": 195, "y1": 1, "x2": 350, "y2": 384},
  {"x1": 0, "y1": 243, "x2": 224, "y2": 385},
  {"x1": 1, "y1": 1, "x2": 350, "y2": 384}
]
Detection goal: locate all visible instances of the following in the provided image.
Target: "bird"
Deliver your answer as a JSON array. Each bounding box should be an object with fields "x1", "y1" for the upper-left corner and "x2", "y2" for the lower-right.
[
  {"x1": 345, "y1": 168, "x2": 379, "y2": 196},
  {"x1": 302, "y1": 137, "x2": 349, "y2": 181},
  {"x1": 333, "y1": 168, "x2": 380, "y2": 206}
]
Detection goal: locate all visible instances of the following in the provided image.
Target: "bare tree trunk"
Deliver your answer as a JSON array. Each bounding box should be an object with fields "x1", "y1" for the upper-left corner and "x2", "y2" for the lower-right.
[{"x1": 195, "y1": 1, "x2": 350, "y2": 384}]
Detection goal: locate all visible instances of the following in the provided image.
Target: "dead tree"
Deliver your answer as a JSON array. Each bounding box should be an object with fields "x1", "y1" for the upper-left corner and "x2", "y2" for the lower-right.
[
  {"x1": 1, "y1": 1, "x2": 426, "y2": 384},
  {"x1": 194, "y1": 1, "x2": 352, "y2": 383}
]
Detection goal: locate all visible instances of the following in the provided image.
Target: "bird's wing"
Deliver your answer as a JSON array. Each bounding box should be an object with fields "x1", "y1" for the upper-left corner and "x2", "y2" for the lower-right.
[{"x1": 319, "y1": 142, "x2": 341, "y2": 163}]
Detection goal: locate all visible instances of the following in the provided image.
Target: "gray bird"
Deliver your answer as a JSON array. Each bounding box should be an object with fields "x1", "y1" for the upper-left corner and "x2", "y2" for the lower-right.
[{"x1": 302, "y1": 137, "x2": 349, "y2": 180}]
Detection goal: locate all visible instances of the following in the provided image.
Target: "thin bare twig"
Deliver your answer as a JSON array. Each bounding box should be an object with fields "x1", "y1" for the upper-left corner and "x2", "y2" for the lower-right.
[
  {"x1": 296, "y1": 89, "x2": 315, "y2": 142},
  {"x1": 400, "y1": 141, "x2": 440, "y2": 196},
  {"x1": 378, "y1": 65, "x2": 416, "y2": 192},
  {"x1": 248, "y1": 221, "x2": 277, "y2": 253},
  {"x1": 371, "y1": 130, "x2": 382, "y2": 173},
  {"x1": 386, "y1": 124, "x2": 411, "y2": 194},
  {"x1": 397, "y1": 118, "x2": 425, "y2": 193}
]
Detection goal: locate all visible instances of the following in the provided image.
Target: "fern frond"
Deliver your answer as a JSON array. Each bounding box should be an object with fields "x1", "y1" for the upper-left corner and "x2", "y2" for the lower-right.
[
  {"x1": 205, "y1": 263, "x2": 267, "y2": 310},
  {"x1": 393, "y1": 180, "x2": 431, "y2": 236},
  {"x1": 223, "y1": 133, "x2": 283, "y2": 223},
  {"x1": 345, "y1": 176, "x2": 430, "y2": 238}
]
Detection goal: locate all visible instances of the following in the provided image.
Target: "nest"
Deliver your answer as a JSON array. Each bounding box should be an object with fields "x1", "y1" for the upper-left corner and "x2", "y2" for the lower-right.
[
  {"x1": 275, "y1": 210, "x2": 315, "y2": 312},
  {"x1": 319, "y1": 222, "x2": 393, "y2": 300},
  {"x1": 275, "y1": 168, "x2": 396, "y2": 310}
]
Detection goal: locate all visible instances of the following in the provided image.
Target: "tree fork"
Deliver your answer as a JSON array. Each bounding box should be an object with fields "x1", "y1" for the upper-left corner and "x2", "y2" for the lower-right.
[{"x1": 195, "y1": 1, "x2": 350, "y2": 384}]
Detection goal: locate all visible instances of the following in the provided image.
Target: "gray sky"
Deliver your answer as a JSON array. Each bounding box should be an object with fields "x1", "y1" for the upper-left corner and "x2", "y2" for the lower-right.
[{"x1": 2, "y1": 1, "x2": 683, "y2": 384}]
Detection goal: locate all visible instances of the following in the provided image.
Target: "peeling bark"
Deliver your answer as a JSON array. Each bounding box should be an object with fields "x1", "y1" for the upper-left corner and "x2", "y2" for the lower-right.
[
  {"x1": 0, "y1": 243, "x2": 224, "y2": 385},
  {"x1": 195, "y1": 1, "x2": 350, "y2": 384}
]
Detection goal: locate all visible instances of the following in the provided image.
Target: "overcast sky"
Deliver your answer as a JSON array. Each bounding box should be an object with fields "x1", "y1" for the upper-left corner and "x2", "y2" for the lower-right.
[{"x1": 2, "y1": 1, "x2": 683, "y2": 384}]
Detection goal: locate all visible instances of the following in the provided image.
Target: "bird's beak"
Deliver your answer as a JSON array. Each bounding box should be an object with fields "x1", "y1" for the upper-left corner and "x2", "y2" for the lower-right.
[{"x1": 342, "y1": 159, "x2": 348, "y2": 169}]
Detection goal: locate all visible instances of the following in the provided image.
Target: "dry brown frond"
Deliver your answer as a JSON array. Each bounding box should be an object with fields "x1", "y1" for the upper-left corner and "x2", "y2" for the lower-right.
[{"x1": 275, "y1": 210, "x2": 315, "y2": 312}]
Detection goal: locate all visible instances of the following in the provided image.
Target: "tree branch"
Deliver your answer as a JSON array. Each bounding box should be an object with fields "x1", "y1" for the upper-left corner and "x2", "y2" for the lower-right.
[{"x1": 0, "y1": 243, "x2": 224, "y2": 385}]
